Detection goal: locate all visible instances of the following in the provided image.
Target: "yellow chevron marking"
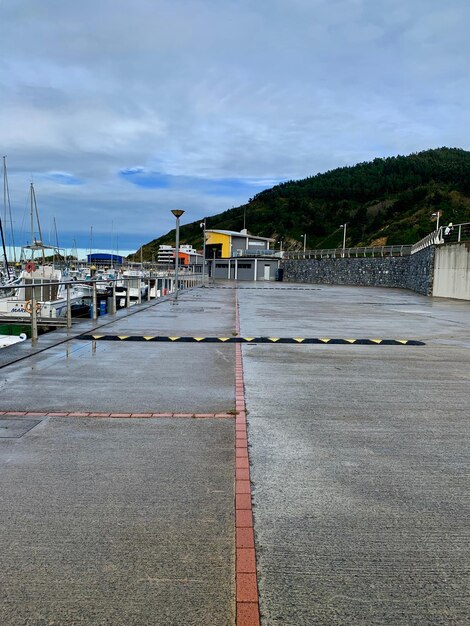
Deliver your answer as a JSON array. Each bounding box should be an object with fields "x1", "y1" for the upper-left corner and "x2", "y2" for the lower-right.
[
  {"x1": 371, "y1": 339, "x2": 382, "y2": 344},
  {"x1": 319, "y1": 338, "x2": 331, "y2": 343},
  {"x1": 243, "y1": 337, "x2": 255, "y2": 342},
  {"x1": 218, "y1": 337, "x2": 230, "y2": 342},
  {"x1": 118, "y1": 336, "x2": 129, "y2": 340},
  {"x1": 92, "y1": 335, "x2": 104, "y2": 340},
  {"x1": 169, "y1": 337, "x2": 180, "y2": 341},
  {"x1": 293, "y1": 338, "x2": 305, "y2": 343},
  {"x1": 194, "y1": 337, "x2": 205, "y2": 342},
  {"x1": 345, "y1": 339, "x2": 356, "y2": 343},
  {"x1": 397, "y1": 339, "x2": 408, "y2": 344},
  {"x1": 143, "y1": 336, "x2": 155, "y2": 341},
  {"x1": 268, "y1": 337, "x2": 280, "y2": 342}
]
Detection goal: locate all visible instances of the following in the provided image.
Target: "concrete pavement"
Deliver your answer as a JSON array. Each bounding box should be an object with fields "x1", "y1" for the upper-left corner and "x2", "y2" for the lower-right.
[
  {"x1": 0, "y1": 288, "x2": 237, "y2": 626},
  {"x1": 237, "y1": 283, "x2": 470, "y2": 625},
  {"x1": 0, "y1": 417, "x2": 234, "y2": 626},
  {"x1": 0, "y1": 288, "x2": 235, "y2": 414},
  {"x1": 0, "y1": 282, "x2": 469, "y2": 625}
]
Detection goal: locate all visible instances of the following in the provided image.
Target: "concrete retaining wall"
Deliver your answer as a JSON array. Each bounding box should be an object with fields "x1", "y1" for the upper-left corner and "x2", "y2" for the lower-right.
[
  {"x1": 282, "y1": 247, "x2": 435, "y2": 295},
  {"x1": 433, "y1": 244, "x2": 470, "y2": 300}
]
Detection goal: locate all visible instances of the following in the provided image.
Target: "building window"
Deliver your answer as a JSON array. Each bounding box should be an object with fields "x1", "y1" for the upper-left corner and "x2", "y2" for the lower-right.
[
  {"x1": 216, "y1": 263, "x2": 228, "y2": 268},
  {"x1": 237, "y1": 263, "x2": 252, "y2": 269}
]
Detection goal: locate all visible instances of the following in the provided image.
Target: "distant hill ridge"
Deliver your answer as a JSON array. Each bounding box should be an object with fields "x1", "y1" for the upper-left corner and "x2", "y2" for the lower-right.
[{"x1": 135, "y1": 147, "x2": 470, "y2": 259}]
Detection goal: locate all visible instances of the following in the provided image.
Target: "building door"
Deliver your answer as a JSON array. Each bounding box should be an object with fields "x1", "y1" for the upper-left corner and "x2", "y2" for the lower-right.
[{"x1": 263, "y1": 264, "x2": 270, "y2": 280}]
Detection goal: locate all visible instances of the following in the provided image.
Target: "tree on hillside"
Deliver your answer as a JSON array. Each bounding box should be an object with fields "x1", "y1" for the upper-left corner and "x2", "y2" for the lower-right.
[{"x1": 136, "y1": 148, "x2": 470, "y2": 259}]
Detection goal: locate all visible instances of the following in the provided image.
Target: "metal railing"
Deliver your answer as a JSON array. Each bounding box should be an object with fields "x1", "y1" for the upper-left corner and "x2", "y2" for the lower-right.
[
  {"x1": 236, "y1": 249, "x2": 282, "y2": 258},
  {"x1": 284, "y1": 244, "x2": 412, "y2": 260},
  {"x1": 0, "y1": 273, "x2": 207, "y2": 345},
  {"x1": 411, "y1": 222, "x2": 470, "y2": 254}
]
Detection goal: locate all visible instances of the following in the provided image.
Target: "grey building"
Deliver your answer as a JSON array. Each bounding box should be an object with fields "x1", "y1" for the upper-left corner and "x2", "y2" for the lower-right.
[{"x1": 205, "y1": 228, "x2": 281, "y2": 281}]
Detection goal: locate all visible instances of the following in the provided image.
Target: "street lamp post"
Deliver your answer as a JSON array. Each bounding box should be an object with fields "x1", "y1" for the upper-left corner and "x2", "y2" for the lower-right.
[
  {"x1": 432, "y1": 211, "x2": 442, "y2": 231},
  {"x1": 340, "y1": 223, "x2": 347, "y2": 257},
  {"x1": 303, "y1": 234, "x2": 306, "y2": 254},
  {"x1": 171, "y1": 209, "x2": 185, "y2": 304}
]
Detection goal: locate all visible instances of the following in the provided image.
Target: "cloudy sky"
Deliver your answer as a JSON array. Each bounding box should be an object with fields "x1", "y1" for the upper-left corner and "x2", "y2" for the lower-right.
[{"x1": 1, "y1": 0, "x2": 469, "y2": 253}]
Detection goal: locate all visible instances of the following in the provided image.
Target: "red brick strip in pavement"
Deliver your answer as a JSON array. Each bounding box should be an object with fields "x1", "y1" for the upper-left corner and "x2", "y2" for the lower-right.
[
  {"x1": 234, "y1": 289, "x2": 261, "y2": 626},
  {"x1": 0, "y1": 411, "x2": 234, "y2": 419}
]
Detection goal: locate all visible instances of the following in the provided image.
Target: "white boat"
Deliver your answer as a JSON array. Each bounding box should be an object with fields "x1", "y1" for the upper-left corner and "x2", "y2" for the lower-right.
[
  {"x1": 0, "y1": 179, "x2": 94, "y2": 319},
  {"x1": 0, "y1": 264, "x2": 92, "y2": 319},
  {"x1": 0, "y1": 271, "x2": 21, "y2": 297},
  {"x1": 115, "y1": 270, "x2": 148, "y2": 307},
  {"x1": 0, "y1": 333, "x2": 27, "y2": 348}
]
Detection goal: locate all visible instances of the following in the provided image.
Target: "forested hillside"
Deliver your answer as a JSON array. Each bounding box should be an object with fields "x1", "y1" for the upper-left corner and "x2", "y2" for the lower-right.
[{"x1": 135, "y1": 147, "x2": 470, "y2": 259}]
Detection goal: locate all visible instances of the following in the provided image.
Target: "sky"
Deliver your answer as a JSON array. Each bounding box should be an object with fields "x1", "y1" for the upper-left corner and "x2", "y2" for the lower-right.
[{"x1": 1, "y1": 0, "x2": 469, "y2": 254}]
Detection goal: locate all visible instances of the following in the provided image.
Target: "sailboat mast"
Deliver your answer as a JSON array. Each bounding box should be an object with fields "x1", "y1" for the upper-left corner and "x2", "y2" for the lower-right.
[
  {"x1": 3, "y1": 157, "x2": 16, "y2": 263},
  {"x1": 32, "y1": 186, "x2": 44, "y2": 245},
  {"x1": 30, "y1": 182, "x2": 45, "y2": 264},
  {"x1": 72, "y1": 238, "x2": 78, "y2": 267},
  {"x1": 53, "y1": 217, "x2": 60, "y2": 249},
  {"x1": 3, "y1": 158, "x2": 6, "y2": 237},
  {"x1": 30, "y1": 183, "x2": 34, "y2": 251},
  {"x1": 53, "y1": 217, "x2": 60, "y2": 267},
  {"x1": 0, "y1": 213, "x2": 10, "y2": 279},
  {"x1": 1, "y1": 157, "x2": 11, "y2": 277}
]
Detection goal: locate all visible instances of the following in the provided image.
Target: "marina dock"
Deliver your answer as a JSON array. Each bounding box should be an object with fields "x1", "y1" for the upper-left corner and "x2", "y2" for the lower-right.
[{"x1": 0, "y1": 282, "x2": 469, "y2": 625}]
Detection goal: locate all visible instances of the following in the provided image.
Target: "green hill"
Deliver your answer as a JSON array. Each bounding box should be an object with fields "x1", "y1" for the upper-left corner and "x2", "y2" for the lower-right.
[{"x1": 133, "y1": 147, "x2": 470, "y2": 260}]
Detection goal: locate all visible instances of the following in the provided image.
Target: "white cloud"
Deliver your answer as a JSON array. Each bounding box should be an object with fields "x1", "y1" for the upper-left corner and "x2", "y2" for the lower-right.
[{"x1": 1, "y1": 0, "x2": 469, "y2": 250}]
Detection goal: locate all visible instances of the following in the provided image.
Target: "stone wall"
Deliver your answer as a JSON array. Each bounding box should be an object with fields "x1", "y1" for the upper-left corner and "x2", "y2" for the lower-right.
[
  {"x1": 406, "y1": 246, "x2": 435, "y2": 295},
  {"x1": 282, "y1": 247, "x2": 434, "y2": 295}
]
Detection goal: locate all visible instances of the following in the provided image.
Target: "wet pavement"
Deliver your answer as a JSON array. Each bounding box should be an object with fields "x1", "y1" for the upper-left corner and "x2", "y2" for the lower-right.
[
  {"x1": 237, "y1": 283, "x2": 470, "y2": 625},
  {"x1": 0, "y1": 282, "x2": 469, "y2": 625},
  {"x1": 0, "y1": 288, "x2": 235, "y2": 414},
  {"x1": 0, "y1": 416, "x2": 234, "y2": 626},
  {"x1": 0, "y1": 288, "x2": 236, "y2": 626}
]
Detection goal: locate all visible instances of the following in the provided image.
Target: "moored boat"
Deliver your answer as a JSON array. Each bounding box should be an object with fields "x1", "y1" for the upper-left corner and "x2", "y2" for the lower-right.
[
  {"x1": 0, "y1": 332, "x2": 27, "y2": 348},
  {"x1": 115, "y1": 270, "x2": 148, "y2": 307},
  {"x1": 0, "y1": 264, "x2": 92, "y2": 319}
]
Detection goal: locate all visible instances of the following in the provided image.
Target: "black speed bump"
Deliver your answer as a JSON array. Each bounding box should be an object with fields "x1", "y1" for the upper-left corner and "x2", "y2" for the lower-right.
[{"x1": 79, "y1": 335, "x2": 425, "y2": 346}]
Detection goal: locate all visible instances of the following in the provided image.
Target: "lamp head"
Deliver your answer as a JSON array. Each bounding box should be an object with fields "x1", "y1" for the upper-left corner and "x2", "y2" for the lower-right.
[{"x1": 171, "y1": 209, "x2": 185, "y2": 218}]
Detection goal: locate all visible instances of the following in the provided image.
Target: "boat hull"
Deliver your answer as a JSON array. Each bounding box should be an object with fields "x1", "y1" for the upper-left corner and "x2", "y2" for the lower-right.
[{"x1": 0, "y1": 294, "x2": 90, "y2": 319}]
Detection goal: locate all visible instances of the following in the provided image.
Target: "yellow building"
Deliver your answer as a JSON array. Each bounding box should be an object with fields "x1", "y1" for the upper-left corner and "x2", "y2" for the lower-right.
[
  {"x1": 205, "y1": 228, "x2": 280, "y2": 281},
  {"x1": 205, "y1": 228, "x2": 275, "y2": 259}
]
